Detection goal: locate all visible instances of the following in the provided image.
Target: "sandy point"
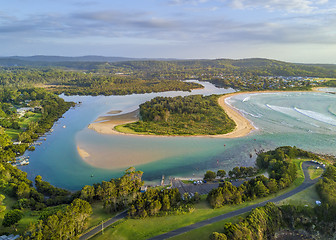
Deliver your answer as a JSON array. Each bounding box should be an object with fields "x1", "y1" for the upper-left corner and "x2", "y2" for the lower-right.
[{"x1": 77, "y1": 146, "x2": 90, "y2": 158}]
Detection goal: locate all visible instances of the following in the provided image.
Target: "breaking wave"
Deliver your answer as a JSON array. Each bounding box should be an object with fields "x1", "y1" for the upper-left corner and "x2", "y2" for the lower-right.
[{"x1": 294, "y1": 107, "x2": 336, "y2": 126}]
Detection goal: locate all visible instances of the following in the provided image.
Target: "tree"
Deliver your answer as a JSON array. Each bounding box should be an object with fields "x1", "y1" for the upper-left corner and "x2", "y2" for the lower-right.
[
  {"x1": 80, "y1": 185, "x2": 95, "y2": 202},
  {"x1": 162, "y1": 195, "x2": 170, "y2": 211},
  {"x1": 0, "y1": 133, "x2": 11, "y2": 148},
  {"x1": 2, "y1": 209, "x2": 23, "y2": 227},
  {"x1": 254, "y1": 181, "x2": 269, "y2": 197},
  {"x1": 0, "y1": 194, "x2": 6, "y2": 213},
  {"x1": 267, "y1": 179, "x2": 278, "y2": 193},
  {"x1": 204, "y1": 170, "x2": 216, "y2": 181},
  {"x1": 210, "y1": 232, "x2": 227, "y2": 240},
  {"x1": 217, "y1": 170, "x2": 226, "y2": 179}
]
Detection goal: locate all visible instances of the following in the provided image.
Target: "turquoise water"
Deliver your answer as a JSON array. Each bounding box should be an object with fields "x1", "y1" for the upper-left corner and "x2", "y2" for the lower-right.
[{"x1": 21, "y1": 85, "x2": 336, "y2": 190}]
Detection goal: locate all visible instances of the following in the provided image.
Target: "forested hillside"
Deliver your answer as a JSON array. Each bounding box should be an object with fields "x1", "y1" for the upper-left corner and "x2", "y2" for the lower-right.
[{"x1": 0, "y1": 58, "x2": 335, "y2": 95}]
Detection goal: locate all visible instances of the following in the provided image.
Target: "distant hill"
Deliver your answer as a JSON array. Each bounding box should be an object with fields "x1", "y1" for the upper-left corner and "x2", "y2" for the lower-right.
[
  {"x1": 0, "y1": 55, "x2": 176, "y2": 69},
  {"x1": 0, "y1": 56, "x2": 335, "y2": 77},
  {"x1": 6, "y1": 55, "x2": 140, "y2": 62}
]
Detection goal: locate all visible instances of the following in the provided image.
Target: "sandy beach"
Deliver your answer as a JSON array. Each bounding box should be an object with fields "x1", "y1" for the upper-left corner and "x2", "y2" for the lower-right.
[
  {"x1": 88, "y1": 109, "x2": 140, "y2": 135},
  {"x1": 87, "y1": 92, "x2": 257, "y2": 138}
]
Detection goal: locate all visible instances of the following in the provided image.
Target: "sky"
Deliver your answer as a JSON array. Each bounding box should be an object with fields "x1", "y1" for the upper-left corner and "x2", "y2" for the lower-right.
[{"x1": 1, "y1": 0, "x2": 336, "y2": 63}]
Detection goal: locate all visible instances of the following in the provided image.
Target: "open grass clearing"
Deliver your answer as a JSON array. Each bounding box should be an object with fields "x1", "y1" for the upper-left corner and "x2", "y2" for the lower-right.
[
  {"x1": 277, "y1": 185, "x2": 320, "y2": 207},
  {"x1": 308, "y1": 166, "x2": 324, "y2": 180}
]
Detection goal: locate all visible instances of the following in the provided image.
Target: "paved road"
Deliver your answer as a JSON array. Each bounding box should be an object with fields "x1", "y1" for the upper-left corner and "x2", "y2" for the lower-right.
[
  {"x1": 148, "y1": 161, "x2": 322, "y2": 240},
  {"x1": 79, "y1": 211, "x2": 128, "y2": 240}
]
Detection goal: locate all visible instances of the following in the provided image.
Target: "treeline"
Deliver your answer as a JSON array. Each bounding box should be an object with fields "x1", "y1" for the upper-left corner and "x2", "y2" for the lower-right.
[
  {"x1": 0, "y1": 163, "x2": 146, "y2": 238},
  {"x1": 0, "y1": 161, "x2": 75, "y2": 212},
  {"x1": 0, "y1": 68, "x2": 202, "y2": 96},
  {"x1": 210, "y1": 203, "x2": 282, "y2": 240},
  {"x1": 323, "y1": 79, "x2": 336, "y2": 87},
  {"x1": 210, "y1": 202, "x2": 336, "y2": 240},
  {"x1": 3, "y1": 58, "x2": 335, "y2": 78},
  {"x1": 129, "y1": 188, "x2": 195, "y2": 218},
  {"x1": 23, "y1": 199, "x2": 92, "y2": 240},
  {"x1": 228, "y1": 166, "x2": 258, "y2": 179},
  {"x1": 79, "y1": 167, "x2": 144, "y2": 213},
  {"x1": 317, "y1": 164, "x2": 336, "y2": 205},
  {"x1": 2, "y1": 58, "x2": 336, "y2": 96},
  {"x1": 207, "y1": 146, "x2": 316, "y2": 208},
  {"x1": 123, "y1": 95, "x2": 236, "y2": 135},
  {"x1": 203, "y1": 167, "x2": 258, "y2": 181}
]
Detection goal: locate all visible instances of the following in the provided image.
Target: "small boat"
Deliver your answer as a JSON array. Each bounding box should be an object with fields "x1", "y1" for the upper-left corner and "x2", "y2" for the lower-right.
[{"x1": 63, "y1": 125, "x2": 66, "y2": 128}]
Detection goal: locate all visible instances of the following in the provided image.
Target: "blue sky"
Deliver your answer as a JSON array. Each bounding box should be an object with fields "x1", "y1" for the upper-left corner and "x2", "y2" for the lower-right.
[{"x1": 1, "y1": 0, "x2": 335, "y2": 63}]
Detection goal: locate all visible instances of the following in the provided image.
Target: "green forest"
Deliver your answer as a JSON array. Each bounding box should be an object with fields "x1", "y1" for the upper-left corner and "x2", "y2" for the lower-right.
[
  {"x1": 120, "y1": 95, "x2": 236, "y2": 135},
  {"x1": 1, "y1": 58, "x2": 336, "y2": 96}
]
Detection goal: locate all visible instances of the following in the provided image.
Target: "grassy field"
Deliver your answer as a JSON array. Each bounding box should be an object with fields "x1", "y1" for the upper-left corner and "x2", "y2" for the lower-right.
[
  {"x1": 19, "y1": 112, "x2": 42, "y2": 129},
  {"x1": 90, "y1": 159, "x2": 306, "y2": 240},
  {"x1": 5, "y1": 128, "x2": 23, "y2": 140},
  {"x1": 292, "y1": 158, "x2": 305, "y2": 186},
  {"x1": 5, "y1": 112, "x2": 42, "y2": 140},
  {"x1": 308, "y1": 166, "x2": 324, "y2": 180},
  {"x1": 0, "y1": 193, "x2": 39, "y2": 235},
  {"x1": 277, "y1": 185, "x2": 320, "y2": 207}
]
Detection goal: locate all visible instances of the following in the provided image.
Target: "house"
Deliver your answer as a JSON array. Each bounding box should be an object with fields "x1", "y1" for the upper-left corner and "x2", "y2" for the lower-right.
[
  {"x1": 140, "y1": 186, "x2": 148, "y2": 193},
  {"x1": 16, "y1": 107, "x2": 34, "y2": 117}
]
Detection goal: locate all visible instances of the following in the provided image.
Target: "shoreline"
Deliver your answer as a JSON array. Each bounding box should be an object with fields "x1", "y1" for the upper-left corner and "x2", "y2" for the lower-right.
[
  {"x1": 87, "y1": 92, "x2": 258, "y2": 139},
  {"x1": 87, "y1": 88, "x2": 328, "y2": 139}
]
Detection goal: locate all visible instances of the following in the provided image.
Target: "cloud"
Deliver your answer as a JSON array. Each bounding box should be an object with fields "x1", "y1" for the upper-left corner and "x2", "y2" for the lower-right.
[
  {"x1": 73, "y1": 10, "x2": 178, "y2": 29},
  {"x1": 228, "y1": 0, "x2": 329, "y2": 13},
  {"x1": 0, "y1": 6, "x2": 335, "y2": 50},
  {"x1": 168, "y1": 0, "x2": 209, "y2": 5},
  {"x1": 166, "y1": 0, "x2": 329, "y2": 13}
]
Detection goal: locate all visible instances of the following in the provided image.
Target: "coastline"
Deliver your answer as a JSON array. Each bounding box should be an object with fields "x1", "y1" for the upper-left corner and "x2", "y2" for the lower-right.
[
  {"x1": 87, "y1": 92, "x2": 257, "y2": 139},
  {"x1": 86, "y1": 88, "x2": 327, "y2": 139},
  {"x1": 79, "y1": 88, "x2": 328, "y2": 169}
]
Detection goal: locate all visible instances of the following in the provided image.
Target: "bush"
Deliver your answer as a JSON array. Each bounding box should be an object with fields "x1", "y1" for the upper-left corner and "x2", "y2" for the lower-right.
[
  {"x1": 204, "y1": 171, "x2": 217, "y2": 181},
  {"x1": 2, "y1": 209, "x2": 23, "y2": 227}
]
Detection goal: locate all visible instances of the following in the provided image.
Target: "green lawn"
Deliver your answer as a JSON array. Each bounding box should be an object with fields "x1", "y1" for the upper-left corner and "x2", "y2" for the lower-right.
[
  {"x1": 0, "y1": 193, "x2": 39, "y2": 235},
  {"x1": 19, "y1": 112, "x2": 42, "y2": 129},
  {"x1": 308, "y1": 166, "x2": 324, "y2": 180},
  {"x1": 277, "y1": 185, "x2": 320, "y2": 207},
  {"x1": 5, "y1": 112, "x2": 42, "y2": 140},
  {"x1": 5, "y1": 128, "x2": 23, "y2": 140}
]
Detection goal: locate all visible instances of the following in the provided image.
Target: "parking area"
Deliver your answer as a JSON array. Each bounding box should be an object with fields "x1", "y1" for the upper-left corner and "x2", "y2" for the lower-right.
[{"x1": 171, "y1": 178, "x2": 246, "y2": 195}]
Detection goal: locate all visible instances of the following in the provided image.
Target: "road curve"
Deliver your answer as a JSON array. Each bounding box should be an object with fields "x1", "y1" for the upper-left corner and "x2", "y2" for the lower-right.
[{"x1": 148, "y1": 161, "x2": 321, "y2": 240}]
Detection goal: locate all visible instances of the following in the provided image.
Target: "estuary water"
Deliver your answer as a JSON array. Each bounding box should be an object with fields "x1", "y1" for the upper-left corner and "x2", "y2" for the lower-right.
[{"x1": 21, "y1": 83, "x2": 336, "y2": 190}]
